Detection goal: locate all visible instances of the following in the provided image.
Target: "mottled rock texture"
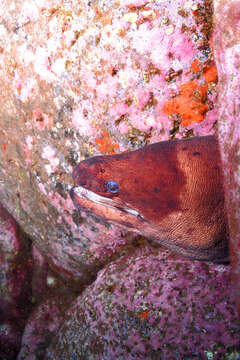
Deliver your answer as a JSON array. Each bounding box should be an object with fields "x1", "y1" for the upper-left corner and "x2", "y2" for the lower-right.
[
  {"x1": 213, "y1": 0, "x2": 240, "y2": 318},
  {"x1": 45, "y1": 248, "x2": 240, "y2": 360},
  {"x1": 17, "y1": 293, "x2": 76, "y2": 360},
  {"x1": 0, "y1": 203, "x2": 32, "y2": 359}
]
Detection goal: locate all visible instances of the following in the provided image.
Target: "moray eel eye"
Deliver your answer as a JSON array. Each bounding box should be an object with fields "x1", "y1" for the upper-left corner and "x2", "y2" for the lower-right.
[{"x1": 106, "y1": 180, "x2": 119, "y2": 194}]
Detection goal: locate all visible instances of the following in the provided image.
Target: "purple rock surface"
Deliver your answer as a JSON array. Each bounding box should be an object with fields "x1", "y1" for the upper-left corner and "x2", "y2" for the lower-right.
[
  {"x1": 17, "y1": 293, "x2": 75, "y2": 360},
  {"x1": 213, "y1": 0, "x2": 240, "y2": 319},
  {"x1": 45, "y1": 247, "x2": 240, "y2": 360},
  {"x1": 0, "y1": 203, "x2": 33, "y2": 359}
]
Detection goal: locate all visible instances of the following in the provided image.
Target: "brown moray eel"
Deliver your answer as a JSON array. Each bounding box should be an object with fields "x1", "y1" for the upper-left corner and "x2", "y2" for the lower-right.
[{"x1": 70, "y1": 135, "x2": 228, "y2": 263}]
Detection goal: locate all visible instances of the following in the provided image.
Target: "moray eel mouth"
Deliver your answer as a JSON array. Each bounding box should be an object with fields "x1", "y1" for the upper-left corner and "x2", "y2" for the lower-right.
[{"x1": 70, "y1": 185, "x2": 146, "y2": 222}]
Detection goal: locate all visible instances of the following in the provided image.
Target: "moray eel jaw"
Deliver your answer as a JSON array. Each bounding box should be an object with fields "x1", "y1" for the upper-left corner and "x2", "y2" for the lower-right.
[
  {"x1": 71, "y1": 185, "x2": 145, "y2": 221},
  {"x1": 70, "y1": 185, "x2": 149, "y2": 236}
]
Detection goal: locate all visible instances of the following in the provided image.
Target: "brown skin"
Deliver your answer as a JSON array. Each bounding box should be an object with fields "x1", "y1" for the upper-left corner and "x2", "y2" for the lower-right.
[{"x1": 70, "y1": 135, "x2": 228, "y2": 263}]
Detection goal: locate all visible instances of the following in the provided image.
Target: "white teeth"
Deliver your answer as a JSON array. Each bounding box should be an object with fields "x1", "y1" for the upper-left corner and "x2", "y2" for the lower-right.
[
  {"x1": 72, "y1": 186, "x2": 144, "y2": 220},
  {"x1": 73, "y1": 186, "x2": 96, "y2": 199}
]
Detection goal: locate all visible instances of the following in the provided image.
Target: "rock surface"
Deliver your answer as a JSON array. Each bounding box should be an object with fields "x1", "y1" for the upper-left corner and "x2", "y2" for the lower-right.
[
  {"x1": 0, "y1": 203, "x2": 33, "y2": 359},
  {"x1": 213, "y1": 0, "x2": 240, "y2": 319},
  {"x1": 45, "y1": 248, "x2": 240, "y2": 360},
  {"x1": 17, "y1": 293, "x2": 75, "y2": 360}
]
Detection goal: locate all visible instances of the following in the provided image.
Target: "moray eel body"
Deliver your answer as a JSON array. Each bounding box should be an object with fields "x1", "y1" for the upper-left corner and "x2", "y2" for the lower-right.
[{"x1": 70, "y1": 135, "x2": 228, "y2": 263}]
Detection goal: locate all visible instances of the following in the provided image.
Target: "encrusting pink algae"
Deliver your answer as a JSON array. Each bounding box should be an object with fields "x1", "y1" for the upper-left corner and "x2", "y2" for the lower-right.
[{"x1": 45, "y1": 248, "x2": 240, "y2": 360}]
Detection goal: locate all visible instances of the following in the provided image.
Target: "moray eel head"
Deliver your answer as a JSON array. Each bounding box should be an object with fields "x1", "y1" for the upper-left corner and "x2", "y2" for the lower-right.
[{"x1": 70, "y1": 135, "x2": 228, "y2": 263}]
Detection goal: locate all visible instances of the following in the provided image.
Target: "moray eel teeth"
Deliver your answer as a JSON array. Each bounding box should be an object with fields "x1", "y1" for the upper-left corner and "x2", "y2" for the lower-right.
[{"x1": 71, "y1": 186, "x2": 145, "y2": 220}]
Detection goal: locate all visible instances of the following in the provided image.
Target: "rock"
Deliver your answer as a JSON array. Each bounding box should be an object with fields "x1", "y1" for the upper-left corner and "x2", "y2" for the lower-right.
[
  {"x1": 0, "y1": 202, "x2": 78, "y2": 360},
  {"x1": 17, "y1": 294, "x2": 75, "y2": 360},
  {"x1": 0, "y1": 203, "x2": 33, "y2": 359},
  {"x1": 45, "y1": 247, "x2": 240, "y2": 360},
  {"x1": 213, "y1": 0, "x2": 240, "y2": 319}
]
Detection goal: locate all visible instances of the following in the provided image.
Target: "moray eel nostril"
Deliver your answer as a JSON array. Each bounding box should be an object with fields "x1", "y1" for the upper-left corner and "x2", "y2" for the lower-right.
[{"x1": 70, "y1": 135, "x2": 228, "y2": 263}]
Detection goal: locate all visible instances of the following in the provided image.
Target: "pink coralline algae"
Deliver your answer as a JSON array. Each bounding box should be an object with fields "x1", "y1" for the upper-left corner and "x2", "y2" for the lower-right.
[
  {"x1": 45, "y1": 248, "x2": 240, "y2": 360},
  {"x1": 17, "y1": 294, "x2": 75, "y2": 360}
]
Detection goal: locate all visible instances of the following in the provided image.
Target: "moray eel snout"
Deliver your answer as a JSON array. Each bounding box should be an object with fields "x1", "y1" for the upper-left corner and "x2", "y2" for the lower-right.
[{"x1": 70, "y1": 135, "x2": 229, "y2": 263}]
